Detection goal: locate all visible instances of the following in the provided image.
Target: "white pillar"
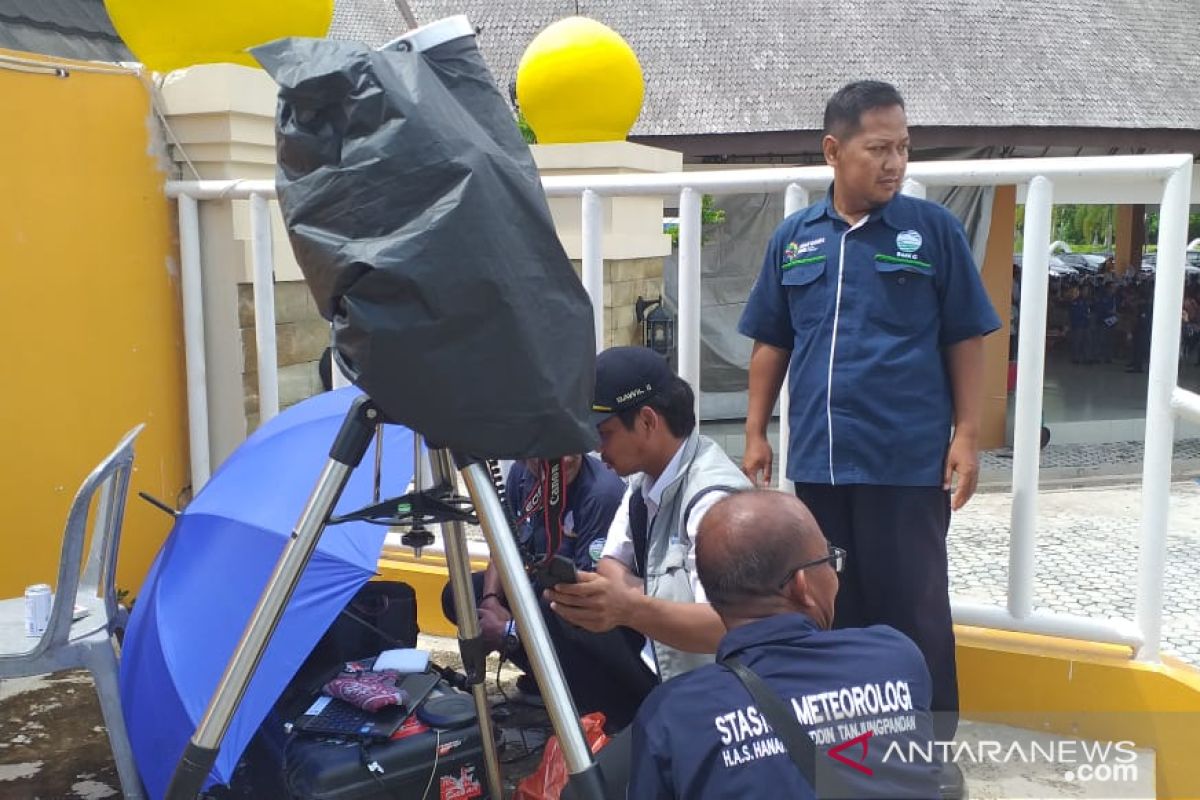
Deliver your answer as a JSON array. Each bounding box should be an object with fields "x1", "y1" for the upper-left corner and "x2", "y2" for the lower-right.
[
  {"x1": 1136, "y1": 159, "x2": 1194, "y2": 661},
  {"x1": 179, "y1": 195, "x2": 211, "y2": 490},
  {"x1": 677, "y1": 187, "x2": 702, "y2": 416},
  {"x1": 249, "y1": 193, "x2": 280, "y2": 422},
  {"x1": 1007, "y1": 175, "x2": 1053, "y2": 619},
  {"x1": 581, "y1": 189, "x2": 604, "y2": 352}
]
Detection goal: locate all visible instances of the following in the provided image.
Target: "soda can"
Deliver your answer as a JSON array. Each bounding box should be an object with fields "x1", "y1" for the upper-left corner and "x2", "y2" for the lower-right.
[{"x1": 25, "y1": 583, "x2": 52, "y2": 637}]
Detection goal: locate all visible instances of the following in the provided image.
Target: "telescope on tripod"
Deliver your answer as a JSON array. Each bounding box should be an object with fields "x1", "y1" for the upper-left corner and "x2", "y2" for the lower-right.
[{"x1": 166, "y1": 15, "x2": 608, "y2": 800}]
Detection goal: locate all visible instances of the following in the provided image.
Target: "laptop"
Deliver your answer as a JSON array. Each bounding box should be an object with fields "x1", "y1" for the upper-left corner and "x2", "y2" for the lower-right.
[{"x1": 293, "y1": 671, "x2": 440, "y2": 740}]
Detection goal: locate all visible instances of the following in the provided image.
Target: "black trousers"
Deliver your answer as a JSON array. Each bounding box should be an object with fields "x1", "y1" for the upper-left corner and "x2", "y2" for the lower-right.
[
  {"x1": 440, "y1": 573, "x2": 658, "y2": 731},
  {"x1": 794, "y1": 484, "x2": 958, "y2": 740}
]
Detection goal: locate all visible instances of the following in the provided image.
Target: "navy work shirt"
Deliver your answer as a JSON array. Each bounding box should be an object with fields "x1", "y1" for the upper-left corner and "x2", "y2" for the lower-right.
[
  {"x1": 738, "y1": 190, "x2": 1001, "y2": 486},
  {"x1": 630, "y1": 613, "x2": 940, "y2": 799},
  {"x1": 506, "y1": 455, "x2": 625, "y2": 570}
]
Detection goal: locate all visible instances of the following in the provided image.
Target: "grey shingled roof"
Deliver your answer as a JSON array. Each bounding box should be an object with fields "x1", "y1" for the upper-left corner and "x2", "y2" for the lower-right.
[
  {"x1": 330, "y1": 0, "x2": 1200, "y2": 135},
  {"x1": 0, "y1": 0, "x2": 131, "y2": 61}
]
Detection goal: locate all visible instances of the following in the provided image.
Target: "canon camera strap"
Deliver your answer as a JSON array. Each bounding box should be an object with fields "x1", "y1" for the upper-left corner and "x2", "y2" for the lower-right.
[{"x1": 515, "y1": 459, "x2": 568, "y2": 565}]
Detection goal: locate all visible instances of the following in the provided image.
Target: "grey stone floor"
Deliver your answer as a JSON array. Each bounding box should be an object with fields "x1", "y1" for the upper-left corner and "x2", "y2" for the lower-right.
[
  {"x1": 949, "y1": 480, "x2": 1200, "y2": 666},
  {"x1": 980, "y1": 438, "x2": 1200, "y2": 472},
  {"x1": 978, "y1": 438, "x2": 1200, "y2": 484}
]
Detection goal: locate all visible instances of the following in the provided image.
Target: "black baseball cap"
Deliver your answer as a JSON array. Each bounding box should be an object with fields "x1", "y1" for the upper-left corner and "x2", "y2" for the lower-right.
[{"x1": 591, "y1": 346, "x2": 674, "y2": 426}]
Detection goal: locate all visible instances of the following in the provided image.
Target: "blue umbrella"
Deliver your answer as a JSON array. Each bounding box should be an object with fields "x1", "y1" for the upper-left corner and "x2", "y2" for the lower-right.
[{"x1": 120, "y1": 387, "x2": 415, "y2": 799}]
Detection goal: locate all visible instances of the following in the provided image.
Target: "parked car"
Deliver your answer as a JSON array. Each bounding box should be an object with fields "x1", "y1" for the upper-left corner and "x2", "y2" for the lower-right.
[
  {"x1": 1140, "y1": 252, "x2": 1200, "y2": 275},
  {"x1": 1014, "y1": 253, "x2": 1079, "y2": 277},
  {"x1": 1057, "y1": 253, "x2": 1100, "y2": 273}
]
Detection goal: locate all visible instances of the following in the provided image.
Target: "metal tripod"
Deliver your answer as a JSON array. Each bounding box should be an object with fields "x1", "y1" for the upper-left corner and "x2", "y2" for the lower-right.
[{"x1": 165, "y1": 395, "x2": 606, "y2": 799}]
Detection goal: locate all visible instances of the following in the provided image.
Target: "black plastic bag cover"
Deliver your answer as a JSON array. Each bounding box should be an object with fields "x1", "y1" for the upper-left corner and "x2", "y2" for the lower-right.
[{"x1": 253, "y1": 34, "x2": 597, "y2": 459}]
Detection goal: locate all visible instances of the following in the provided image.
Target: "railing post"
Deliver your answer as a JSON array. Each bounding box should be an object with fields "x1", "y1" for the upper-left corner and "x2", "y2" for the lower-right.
[
  {"x1": 178, "y1": 194, "x2": 211, "y2": 491},
  {"x1": 778, "y1": 184, "x2": 808, "y2": 491},
  {"x1": 249, "y1": 193, "x2": 280, "y2": 423},
  {"x1": 1136, "y1": 159, "x2": 1194, "y2": 661},
  {"x1": 901, "y1": 178, "x2": 927, "y2": 199},
  {"x1": 1170, "y1": 386, "x2": 1200, "y2": 423},
  {"x1": 330, "y1": 335, "x2": 352, "y2": 389},
  {"x1": 1007, "y1": 175, "x2": 1053, "y2": 619},
  {"x1": 678, "y1": 187, "x2": 703, "y2": 415},
  {"x1": 581, "y1": 189, "x2": 604, "y2": 352}
]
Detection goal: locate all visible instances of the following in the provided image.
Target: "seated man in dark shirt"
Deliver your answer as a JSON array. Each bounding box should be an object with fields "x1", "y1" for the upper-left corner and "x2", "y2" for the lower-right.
[
  {"x1": 629, "y1": 490, "x2": 940, "y2": 799},
  {"x1": 442, "y1": 454, "x2": 652, "y2": 727}
]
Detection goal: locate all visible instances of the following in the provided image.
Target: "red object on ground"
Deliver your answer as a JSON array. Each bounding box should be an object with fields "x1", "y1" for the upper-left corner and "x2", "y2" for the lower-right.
[
  {"x1": 1007, "y1": 360, "x2": 1018, "y2": 393},
  {"x1": 514, "y1": 712, "x2": 610, "y2": 800}
]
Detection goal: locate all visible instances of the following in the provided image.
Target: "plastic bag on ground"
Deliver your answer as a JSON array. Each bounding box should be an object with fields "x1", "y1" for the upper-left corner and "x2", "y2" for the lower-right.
[{"x1": 514, "y1": 711, "x2": 610, "y2": 800}]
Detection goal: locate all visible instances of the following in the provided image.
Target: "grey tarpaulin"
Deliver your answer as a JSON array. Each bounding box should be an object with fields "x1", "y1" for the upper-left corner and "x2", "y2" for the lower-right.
[
  {"x1": 663, "y1": 155, "x2": 995, "y2": 420},
  {"x1": 253, "y1": 32, "x2": 597, "y2": 458}
]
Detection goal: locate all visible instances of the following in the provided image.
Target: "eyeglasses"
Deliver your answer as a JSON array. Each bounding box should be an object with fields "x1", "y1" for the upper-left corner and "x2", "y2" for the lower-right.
[{"x1": 776, "y1": 545, "x2": 846, "y2": 589}]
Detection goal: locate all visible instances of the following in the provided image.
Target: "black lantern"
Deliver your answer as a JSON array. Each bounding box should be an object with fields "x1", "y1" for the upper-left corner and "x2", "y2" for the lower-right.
[{"x1": 636, "y1": 295, "x2": 675, "y2": 357}]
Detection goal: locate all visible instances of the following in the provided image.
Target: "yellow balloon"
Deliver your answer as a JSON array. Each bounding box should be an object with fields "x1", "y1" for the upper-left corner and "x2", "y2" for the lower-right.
[
  {"x1": 104, "y1": 0, "x2": 333, "y2": 73},
  {"x1": 516, "y1": 17, "x2": 645, "y2": 144}
]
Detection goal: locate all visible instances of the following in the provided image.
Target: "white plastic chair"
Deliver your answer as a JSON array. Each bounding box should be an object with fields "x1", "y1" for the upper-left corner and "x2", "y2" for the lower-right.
[{"x1": 0, "y1": 425, "x2": 146, "y2": 799}]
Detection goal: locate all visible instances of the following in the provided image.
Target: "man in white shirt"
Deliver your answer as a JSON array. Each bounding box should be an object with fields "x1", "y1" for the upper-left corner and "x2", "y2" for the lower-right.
[{"x1": 548, "y1": 346, "x2": 751, "y2": 691}]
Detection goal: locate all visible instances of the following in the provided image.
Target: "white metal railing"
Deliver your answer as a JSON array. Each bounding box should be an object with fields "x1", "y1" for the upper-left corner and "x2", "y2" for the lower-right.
[{"x1": 166, "y1": 152, "x2": 1193, "y2": 662}]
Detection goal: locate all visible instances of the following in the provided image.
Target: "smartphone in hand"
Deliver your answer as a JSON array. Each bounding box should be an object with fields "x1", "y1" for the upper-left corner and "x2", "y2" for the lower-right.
[{"x1": 536, "y1": 554, "x2": 578, "y2": 590}]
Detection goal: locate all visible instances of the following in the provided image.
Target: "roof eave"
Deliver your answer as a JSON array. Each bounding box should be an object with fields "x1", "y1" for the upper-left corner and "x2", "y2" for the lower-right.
[{"x1": 631, "y1": 126, "x2": 1200, "y2": 161}]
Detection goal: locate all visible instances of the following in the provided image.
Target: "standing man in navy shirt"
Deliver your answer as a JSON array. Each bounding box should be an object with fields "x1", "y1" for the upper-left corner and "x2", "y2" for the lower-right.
[
  {"x1": 738, "y1": 80, "x2": 1000, "y2": 789},
  {"x1": 629, "y1": 490, "x2": 939, "y2": 799}
]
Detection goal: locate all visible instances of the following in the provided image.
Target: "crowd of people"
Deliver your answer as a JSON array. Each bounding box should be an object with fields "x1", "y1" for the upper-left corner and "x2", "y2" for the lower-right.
[
  {"x1": 444, "y1": 79, "x2": 997, "y2": 799},
  {"x1": 1014, "y1": 266, "x2": 1200, "y2": 374}
]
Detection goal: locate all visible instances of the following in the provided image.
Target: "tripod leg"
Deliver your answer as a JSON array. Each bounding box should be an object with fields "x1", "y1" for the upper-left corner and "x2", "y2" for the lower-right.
[
  {"x1": 457, "y1": 459, "x2": 605, "y2": 800},
  {"x1": 166, "y1": 396, "x2": 382, "y2": 800},
  {"x1": 427, "y1": 449, "x2": 504, "y2": 800}
]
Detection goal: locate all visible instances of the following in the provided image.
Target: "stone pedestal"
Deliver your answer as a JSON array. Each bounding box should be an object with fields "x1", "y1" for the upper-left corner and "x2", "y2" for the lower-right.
[
  {"x1": 531, "y1": 141, "x2": 682, "y2": 348},
  {"x1": 158, "y1": 64, "x2": 326, "y2": 464}
]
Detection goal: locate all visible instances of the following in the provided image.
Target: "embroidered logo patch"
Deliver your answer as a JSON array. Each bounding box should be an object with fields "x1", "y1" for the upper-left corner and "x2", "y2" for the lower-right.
[
  {"x1": 782, "y1": 238, "x2": 826, "y2": 269},
  {"x1": 588, "y1": 538, "x2": 606, "y2": 564},
  {"x1": 896, "y1": 230, "x2": 923, "y2": 253},
  {"x1": 784, "y1": 238, "x2": 825, "y2": 261}
]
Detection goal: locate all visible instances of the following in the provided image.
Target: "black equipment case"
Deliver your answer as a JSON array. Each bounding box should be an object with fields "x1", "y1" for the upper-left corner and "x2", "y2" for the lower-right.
[
  {"x1": 240, "y1": 681, "x2": 488, "y2": 800},
  {"x1": 230, "y1": 581, "x2": 490, "y2": 799}
]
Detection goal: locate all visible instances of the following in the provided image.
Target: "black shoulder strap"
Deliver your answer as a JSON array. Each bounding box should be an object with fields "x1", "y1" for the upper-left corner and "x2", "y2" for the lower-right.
[
  {"x1": 681, "y1": 484, "x2": 743, "y2": 534},
  {"x1": 720, "y1": 655, "x2": 820, "y2": 790},
  {"x1": 629, "y1": 490, "x2": 650, "y2": 578},
  {"x1": 541, "y1": 458, "x2": 567, "y2": 564}
]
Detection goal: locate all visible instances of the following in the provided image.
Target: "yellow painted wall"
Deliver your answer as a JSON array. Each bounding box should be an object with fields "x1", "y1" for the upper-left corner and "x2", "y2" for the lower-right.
[
  {"x1": 959, "y1": 627, "x2": 1200, "y2": 799},
  {"x1": 0, "y1": 49, "x2": 188, "y2": 600},
  {"x1": 377, "y1": 549, "x2": 491, "y2": 637}
]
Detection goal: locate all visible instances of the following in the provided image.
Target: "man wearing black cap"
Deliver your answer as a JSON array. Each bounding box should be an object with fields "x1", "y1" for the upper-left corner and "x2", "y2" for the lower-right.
[{"x1": 548, "y1": 346, "x2": 751, "y2": 687}]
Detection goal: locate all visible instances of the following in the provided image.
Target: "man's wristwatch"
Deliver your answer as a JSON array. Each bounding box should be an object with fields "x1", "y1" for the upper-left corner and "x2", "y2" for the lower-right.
[{"x1": 501, "y1": 618, "x2": 519, "y2": 656}]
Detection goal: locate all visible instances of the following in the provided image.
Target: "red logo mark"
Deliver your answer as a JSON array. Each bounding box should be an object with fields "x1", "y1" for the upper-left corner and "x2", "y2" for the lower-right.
[
  {"x1": 828, "y1": 730, "x2": 875, "y2": 776},
  {"x1": 439, "y1": 766, "x2": 483, "y2": 800}
]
